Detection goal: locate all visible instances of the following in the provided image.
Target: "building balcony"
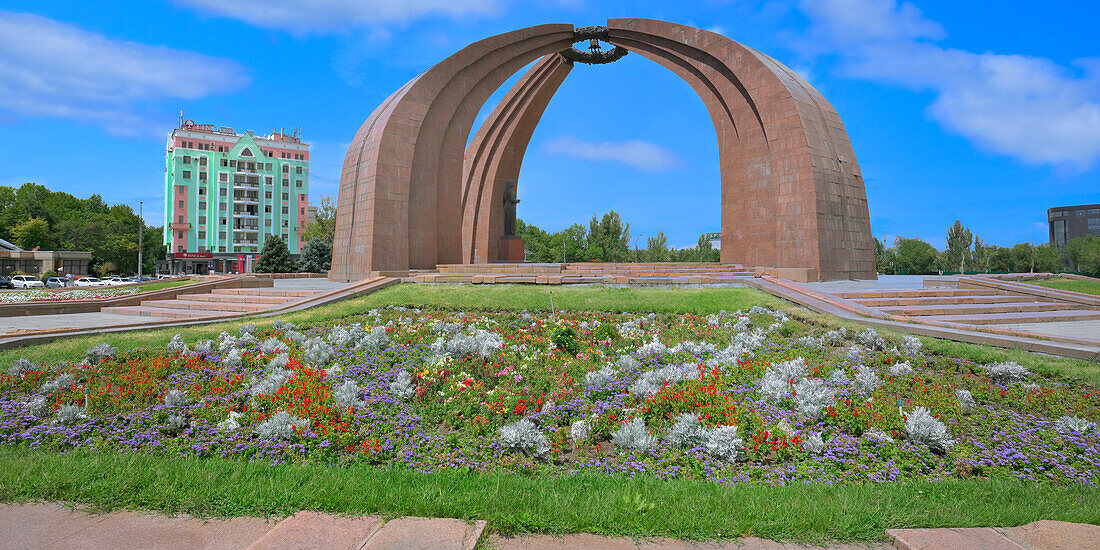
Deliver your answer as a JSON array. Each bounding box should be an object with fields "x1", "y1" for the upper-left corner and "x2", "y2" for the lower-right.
[
  {"x1": 233, "y1": 212, "x2": 259, "y2": 219},
  {"x1": 170, "y1": 222, "x2": 191, "y2": 230}
]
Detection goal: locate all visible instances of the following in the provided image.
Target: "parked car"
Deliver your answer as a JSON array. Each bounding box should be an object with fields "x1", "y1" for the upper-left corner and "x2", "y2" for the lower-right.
[
  {"x1": 43, "y1": 277, "x2": 68, "y2": 288},
  {"x1": 0, "y1": 276, "x2": 11, "y2": 289},
  {"x1": 10, "y1": 275, "x2": 45, "y2": 289},
  {"x1": 74, "y1": 277, "x2": 103, "y2": 287}
]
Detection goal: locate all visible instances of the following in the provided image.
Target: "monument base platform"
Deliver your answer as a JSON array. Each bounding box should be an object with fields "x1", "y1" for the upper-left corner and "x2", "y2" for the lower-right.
[{"x1": 499, "y1": 237, "x2": 525, "y2": 262}]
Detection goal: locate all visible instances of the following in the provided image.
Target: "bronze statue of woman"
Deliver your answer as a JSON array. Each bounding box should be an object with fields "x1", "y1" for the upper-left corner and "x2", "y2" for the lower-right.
[{"x1": 503, "y1": 180, "x2": 520, "y2": 236}]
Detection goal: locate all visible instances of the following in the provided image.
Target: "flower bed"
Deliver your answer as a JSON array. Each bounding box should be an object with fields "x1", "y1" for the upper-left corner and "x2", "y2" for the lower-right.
[
  {"x1": 0, "y1": 288, "x2": 143, "y2": 303},
  {"x1": 1, "y1": 307, "x2": 1097, "y2": 485}
]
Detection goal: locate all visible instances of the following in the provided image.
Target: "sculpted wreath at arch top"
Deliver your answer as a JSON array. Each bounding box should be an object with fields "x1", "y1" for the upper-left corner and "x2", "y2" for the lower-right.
[{"x1": 330, "y1": 19, "x2": 876, "y2": 282}]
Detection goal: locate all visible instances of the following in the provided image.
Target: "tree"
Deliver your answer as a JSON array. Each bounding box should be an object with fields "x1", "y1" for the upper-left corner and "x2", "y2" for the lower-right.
[
  {"x1": 894, "y1": 237, "x2": 938, "y2": 274},
  {"x1": 693, "y1": 233, "x2": 720, "y2": 262},
  {"x1": 1065, "y1": 236, "x2": 1100, "y2": 276},
  {"x1": 645, "y1": 232, "x2": 670, "y2": 262},
  {"x1": 944, "y1": 220, "x2": 973, "y2": 273},
  {"x1": 298, "y1": 237, "x2": 332, "y2": 272},
  {"x1": 586, "y1": 211, "x2": 631, "y2": 262},
  {"x1": 972, "y1": 236, "x2": 990, "y2": 273},
  {"x1": 300, "y1": 195, "x2": 336, "y2": 245},
  {"x1": 11, "y1": 217, "x2": 52, "y2": 250},
  {"x1": 254, "y1": 236, "x2": 295, "y2": 273}
]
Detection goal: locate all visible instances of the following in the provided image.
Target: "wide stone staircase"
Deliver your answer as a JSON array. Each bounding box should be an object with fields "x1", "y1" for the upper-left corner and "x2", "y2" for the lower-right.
[
  {"x1": 409, "y1": 262, "x2": 756, "y2": 284},
  {"x1": 828, "y1": 278, "x2": 1100, "y2": 325},
  {"x1": 102, "y1": 287, "x2": 316, "y2": 320}
]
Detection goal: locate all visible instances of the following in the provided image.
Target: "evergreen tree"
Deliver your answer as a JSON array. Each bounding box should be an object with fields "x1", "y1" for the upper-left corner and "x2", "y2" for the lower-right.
[
  {"x1": 944, "y1": 220, "x2": 973, "y2": 273},
  {"x1": 298, "y1": 237, "x2": 332, "y2": 272},
  {"x1": 254, "y1": 236, "x2": 295, "y2": 273},
  {"x1": 586, "y1": 211, "x2": 631, "y2": 262},
  {"x1": 645, "y1": 232, "x2": 670, "y2": 262}
]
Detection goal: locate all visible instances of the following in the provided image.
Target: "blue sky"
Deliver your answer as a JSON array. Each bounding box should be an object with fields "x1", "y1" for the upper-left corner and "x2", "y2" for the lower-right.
[{"x1": 1, "y1": 0, "x2": 1097, "y2": 249}]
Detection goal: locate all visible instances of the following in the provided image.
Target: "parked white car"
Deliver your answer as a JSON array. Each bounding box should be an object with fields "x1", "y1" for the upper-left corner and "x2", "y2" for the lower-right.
[
  {"x1": 74, "y1": 277, "x2": 104, "y2": 287},
  {"x1": 10, "y1": 275, "x2": 45, "y2": 289}
]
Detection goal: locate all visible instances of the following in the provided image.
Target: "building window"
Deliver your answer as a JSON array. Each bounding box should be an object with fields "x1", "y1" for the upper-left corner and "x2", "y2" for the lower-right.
[
  {"x1": 265, "y1": 219, "x2": 272, "y2": 226},
  {"x1": 300, "y1": 207, "x2": 305, "y2": 215},
  {"x1": 282, "y1": 193, "x2": 289, "y2": 200},
  {"x1": 1090, "y1": 217, "x2": 1100, "y2": 236},
  {"x1": 265, "y1": 163, "x2": 272, "y2": 171},
  {"x1": 199, "y1": 157, "x2": 207, "y2": 166},
  {"x1": 240, "y1": 148, "x2": 253, "y2": 157},
  {"x1": 177, "y1": 231, "x2": 184, "y2": 239},
  {"x1": 199, "y1": 202, "x2": 206, "y2": 210},
  {"x1": 265, "y1": 205, "x2": 272, "y2": 213},
  {"x1": 296, "y1": 180, "x2": 302, "y2": 188},
  {"x1": 219, "y1": 172, "x2": 227, "y2": 182},
  {"x1": 1089, "y1": 209, "x2": 1100, "y2": 216},
  {"x1": 265, "y1": 191, "x2": 273, "y2": 199},
  {"x1": 182, "y1": 156, "x2": 190, "y2": 164},
  {"x1": 282, "y1": 207, "x2": 289, "y2": 215},
  {"x1": 199, "y1": 216, "x2": 207, "y2": 224},
  {"x1": 178, "y1": 200, "x2": 185, "y2": 209},
  {"x1": 295, "y1": 166, "x2": 303, "y2": 174},
  {"x1": 198, "y1": 231, "x2": 206, "y2": 239},
  {"x1": 178, "y1": 215, "x2": 184, "y2": 223},
  {"x1": 219, "y1": 188, "x2": 227, "y2": 196},
  {"x1": 282, "y1": 178, "x2": 289, "y2": 186},
  {"x1": 182, "y1": 171, "x2": 191, "y2": 179},
  {"x1": 229, "y1": 160, "x2": 236, "y2": 168},
  {"x1": 282, "y1": 165, "x2": 289, "y2": 173},
  {"x1": 1079, "y1": 210, "x2": 1087, "y2": 217}
]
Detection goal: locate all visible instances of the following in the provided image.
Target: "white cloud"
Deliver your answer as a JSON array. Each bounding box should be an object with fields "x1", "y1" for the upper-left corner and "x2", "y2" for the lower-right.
[
  {"x1": 799, "y1": 0, "x2": 1100, "y2": 168},
  {"x1": 543, "y1": 136, "x2": 681, "y2": 172},
  {"x1": 0, "y1": 11, "x2": 248, "y2": 137},
  {"x1": 175, "y1": 0, "x2": 505, "y2": 32}
]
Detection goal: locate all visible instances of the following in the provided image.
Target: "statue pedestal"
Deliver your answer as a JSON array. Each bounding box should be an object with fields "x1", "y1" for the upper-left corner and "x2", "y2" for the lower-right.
[{"x1": 499, "y1": 236, "x2": 525, "y2": 262}]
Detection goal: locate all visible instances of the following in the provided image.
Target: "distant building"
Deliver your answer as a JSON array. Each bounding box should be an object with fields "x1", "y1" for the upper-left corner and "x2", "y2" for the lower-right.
[
  {"x1": 1048, "y1": 204, "x2": 1100, "y2": 248},
  {"x1": 163, "y1": 117, "x2": 310, "y2": 274},
  {"x1": 0, "y1": 238, "x2": 91, "y2": 276}
]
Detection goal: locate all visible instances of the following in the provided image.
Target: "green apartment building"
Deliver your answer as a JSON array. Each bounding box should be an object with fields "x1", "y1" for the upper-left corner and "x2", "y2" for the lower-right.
[{"x1": 163, "y1": 118, "x2": 310, "y2": 274}]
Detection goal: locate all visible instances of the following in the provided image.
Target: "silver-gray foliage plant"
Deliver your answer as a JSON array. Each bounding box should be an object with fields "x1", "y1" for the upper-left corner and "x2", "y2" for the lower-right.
[
  {"x1": 302, "y1": 337, "x2": 335, "y2": 367},
  {"x1": 8, "y1": 358, "x2": 33, "y2": 378},
  {"x1": 704, "y1": 425, "x2": 745, "y2": 462},
  {"x1": 585, "y1": 365, "x2": 616, "y2": 388},
  {"x1": 793, "y1": 378, "x2": 835, "y2": 419},
  {"x1": 222, "y1": 348, "x2": 244, "y2": 369},
  {"x1": 888, "y1": 361, "x2": 915, "y2": 377},
  {"x1": 164, "y1": 388, "x2": 188, "y2": 407},
  {"x1": 268, "y1": 353, "x2": 290, "y2": 371},
  {"x1": 254, "y1": 410, "x2": 310, "y2": 440},
  {"x1": 856, "y1": 328, "x2": 886, "y2": 350},
  {"x1": 41, "y1": 373, "x2": 76, "y2": 395},
  {"x1": 956, "y1": 389, "x2": 976, "y2": 408},
  {"x1": 899, "y1": 335, "x2": 922, "y2": 356},
  {"x1": 85, "y1": 343, "x2": 117, "y2": 364},
  {"x1": 905, "y1": 406, "x2": 954, "y2": 451},
  {"x1": 254, "y1": 367, "x2": 293, "y2": 396},
  {"x1": 1055, "y1": 415, "x2": 1096, "y2": 434},
  {"x1": 854, "y1": 365, "x2": 881, "y2": 395},
  {"x1": 55, "y1": 403, "x2": 87, "y2": 425},
  {"x1": 194, "y1": 339, "x2": 215, "y2": 355},
  {"x1": 983, "y1": 361, "x2": 1030, "y2": 384},
  {"x1": 432, "y1": 329, "x2": 504, "y2": 361},
  {"x1": 259, "y1": 338, "x2": 288, "y2": 355},
  {"x1": 25, "y1": 395, "x2": 50, "y2": 417},
  {"x1": 758, "y1": 358, "x2": 809, "y2": 403},
  {"x1": 803, "y1": 432, "x2": 825, "y2": 454},
  {"x1": 217, "y1": 411, "x2": 243, "y2": 431},
  {"x1": 167, "y1": 334, "x2": 189, "y2": 355},
  {"x1": 499, "y1": 418, "x2": 550, "y2": 456},
  {"x1": 334, "y1": 379, "x2": 365, "y2": 409},
  {"x1": 611, "y1": 417, "x2": 656, "y2": 452},
  {"x1": 665, "y1": 413, "x2": 707, "y2": 447},
  {"x1": 570, "y1": 419, "x2": 590, "y2": 441},
  {"x1": 390, "y1": 371, "x2": 416, "y2": 400}
]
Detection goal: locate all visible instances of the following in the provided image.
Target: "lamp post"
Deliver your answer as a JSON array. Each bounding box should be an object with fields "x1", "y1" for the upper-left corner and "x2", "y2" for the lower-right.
[{"x1": 137, "y1": 201, "x2": 143, "y2": 278}]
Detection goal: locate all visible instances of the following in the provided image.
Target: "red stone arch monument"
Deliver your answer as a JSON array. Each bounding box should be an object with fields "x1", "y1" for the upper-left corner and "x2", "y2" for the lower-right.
[{"x1": 330, "y1": 19, "x2": 876, "y2": 282}]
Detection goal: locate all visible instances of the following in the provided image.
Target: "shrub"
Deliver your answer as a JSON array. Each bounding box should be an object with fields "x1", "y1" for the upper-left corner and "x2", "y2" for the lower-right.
[
  {"x1": 362, "y1": 326, "x2": 390, "y2": 350},
  {"x1": 268, "y1": 353, "x2": 290, "y2": 370},
  {"x1": 259, "y1": 338, "x2": 288, "y2": 355},
  {"x1": 165, "y1": 414, "x2": 188, "y2": 433},
  {"x1": 856, "y1": 328, "x2": 885, "y2": 350},
  {"x1": 432, "y1": 329, "x2": 504, "y2": 361},
  {"x1": 665, "y1": 413, "x2": 706, "y2": 447},
  {"x1": 223, "y1": 349, "x2": 244, "y2": 369},
  {"x1": 904, "y1": 406, "x2": 954, "y2": 451},
  {"x1": 7, "y1": 358, "x2": 33, "y2": 378},
  {"x1": 584, "y1": 365, "x2": 616, "y2": 388},
  {"x1": 499, "y1": 418, "x2": 550, "y2": 456},
  {"x1": 827, "y1": 368, "x2": 851, "y2": 385},
  {"x1": 301, "y1": 337, "x2": 335, "y2": 367},
  {"x1": 239, "y1": 323, "x2": 257, "y2": 336},
  {"x1": 254, "y1": 410, "x2": 310, "y2": 440},
  {"x1": 390, "y1": 371, "x2": 416, "y2": 400},
  {"x1": 194, "y1": 339, "x2": 215, "y2": 355},
  {"x1": 803, "y1": 432, "x2": 825, "y2": 454},
  {"x1": 217, "y1": 411, "x2": 243, "y2": 431},
  {"x1": 549, "y1": 324, "x2": 581, "y2": 356},
  {"x1": 25, "y1": 396, "x2": 49, "y2": 417},
  {"x1": 704, "y1": 425, "x2": 745, "y2": 462},
  {"x1": 758, "y1": 358, "x2": 809, "y2": 403},
  {"x1": 612, "y1": 418, "x2": 656, "y2": 451},
  {"x1": 593, "y1": 322, "x2": 619, "y2": 342}
]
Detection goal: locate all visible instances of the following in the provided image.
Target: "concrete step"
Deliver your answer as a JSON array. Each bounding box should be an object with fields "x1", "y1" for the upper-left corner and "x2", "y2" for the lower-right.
[
  {"x1": 925, "y1": 309, "x2": 1100, "y2": 325},
  {"x1": 854, "y1": 295, "x2": 1038, "y2": 307},
  {"x1": 833, "y1": 289, "x2": 1003, "y2": 299},
  {"x1": 210, "y1": 288, "x2": 315, "y2": 297},
  {"x1": 140, "y1": 299, "x2": 273, "y2": 312},
  {"x1": 100, "y1": 305, "x2": 235, "y2": 319},
  {"x1": 246, "y1": 511, "x2": 381, "y2": 550},
  {"x1": 177, "y1": 293, "x2": 290, "y2": 304},
  {"x1": 880, "y1": 302, "x2": 1080, "y2": 316}
]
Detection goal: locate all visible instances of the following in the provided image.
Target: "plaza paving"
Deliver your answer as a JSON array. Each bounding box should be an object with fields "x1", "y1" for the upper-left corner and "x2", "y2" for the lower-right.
[{"x1": 2, "y1": 502, "x2": 1095, "y2": 549}]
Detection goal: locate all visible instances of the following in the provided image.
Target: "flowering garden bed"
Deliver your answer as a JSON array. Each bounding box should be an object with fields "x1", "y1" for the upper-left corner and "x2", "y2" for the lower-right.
[
  {"x1": 2, "y1": 304, "x2": 1097, "y2": 487},
  {"x1": 0, "y1": 288, "x2": 145, "y2": 303}
]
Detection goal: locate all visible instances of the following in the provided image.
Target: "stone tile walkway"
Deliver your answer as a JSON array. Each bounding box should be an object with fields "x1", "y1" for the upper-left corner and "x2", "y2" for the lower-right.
[{"x1": 2, "y1": 502, "x2": 1096, "y2": 550}]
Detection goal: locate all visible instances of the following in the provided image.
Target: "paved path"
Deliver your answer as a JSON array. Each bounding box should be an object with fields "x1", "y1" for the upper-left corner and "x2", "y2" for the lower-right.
[
  {"x1": 0, "y1": 312, "x2": 161, "y2": 334},
  {"x1": 998, "y1": 319, "x2": 1100, "y2": 340},
  {"x1": 2, "y1": 502, "x2": 1097, "y2": 550}
]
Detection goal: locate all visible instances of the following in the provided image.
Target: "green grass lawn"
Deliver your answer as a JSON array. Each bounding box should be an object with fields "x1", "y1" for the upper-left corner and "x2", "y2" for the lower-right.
[
  {"x1": 2, "y1": 283, "x2": 1099, "y2": 542},
  {"x1": 1027, "y1": 277, "x2": 1100, "y2": 296},
  {"x1": 130, "y1": 279, "x2": 195, "y2": 293},
  {"x1": 1, "y1": 447, "x2": 1097, "y2": 542}
]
